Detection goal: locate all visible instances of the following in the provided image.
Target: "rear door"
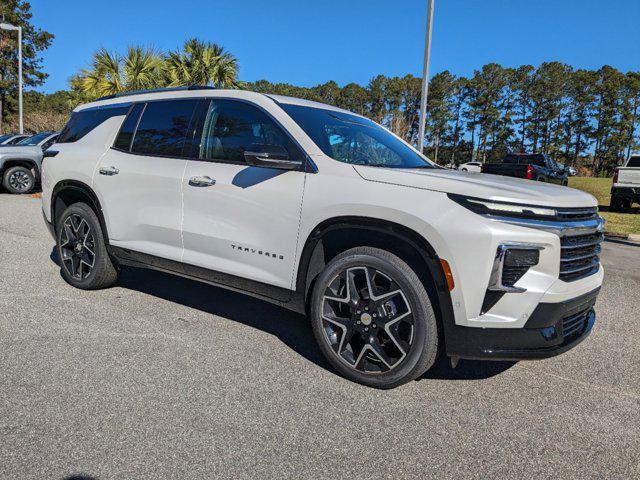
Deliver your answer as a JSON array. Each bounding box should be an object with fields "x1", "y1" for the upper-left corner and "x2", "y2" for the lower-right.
[
  {"x1": 94, "y1": 99, "x2": 198, "y2": 262},
  {"x1": 180, "y1": 99, "x2": 306, "y2": 294}
]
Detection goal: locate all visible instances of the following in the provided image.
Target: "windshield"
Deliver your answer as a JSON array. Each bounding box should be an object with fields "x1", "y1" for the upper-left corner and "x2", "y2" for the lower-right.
[
  {"x1": 17, "y1": 132, "x2": 51, "y2": 146},
  {"x1": 280, "y1": 104, "x2": 434, "y2": 169}
]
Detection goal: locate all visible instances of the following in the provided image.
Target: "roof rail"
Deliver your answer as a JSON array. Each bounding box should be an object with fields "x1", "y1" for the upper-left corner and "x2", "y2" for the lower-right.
[{"x1": 95, "y1": 85, "x2": 217, "y2": 102}]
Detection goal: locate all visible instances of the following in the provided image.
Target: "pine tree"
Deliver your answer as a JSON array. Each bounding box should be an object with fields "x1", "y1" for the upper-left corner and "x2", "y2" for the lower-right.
[{"x1": 0, "y1": 0, "x2": 53, "y2": 133}]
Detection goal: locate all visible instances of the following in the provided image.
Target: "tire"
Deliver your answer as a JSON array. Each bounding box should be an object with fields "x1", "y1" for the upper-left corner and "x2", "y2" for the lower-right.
[
  {"x1": 2, "y1": 165, "x2": 35, "y2": 194},
  {"x1": 461, "y1": 168, "x2": 468, "y2": 171},
  {"x1": 310, "y1": 247, "x2": 438, "y2": 389},
  {"x1": 610, "y1": 196, "x2": 622, "y2": 212},
  {"x1": 56, "y1": 203, "x2": 118, "y2": 290},
  {"x1": 537, "y1": 177, "x2": 545, "y2": 182}
]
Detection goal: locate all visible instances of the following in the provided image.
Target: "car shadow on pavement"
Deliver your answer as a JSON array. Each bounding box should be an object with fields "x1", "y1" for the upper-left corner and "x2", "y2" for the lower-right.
[
  {"x1": 50, "y1": 247, "x2": 516, "y2": 383},
  {"x1": 116, "y1": 265, "x2": 334, "y2": 373},
  {"x1": 420, "y1": 358, "x2": 516, "y2": 381}
]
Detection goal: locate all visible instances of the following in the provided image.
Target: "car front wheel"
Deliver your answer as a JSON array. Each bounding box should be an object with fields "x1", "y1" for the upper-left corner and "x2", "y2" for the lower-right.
[
  {"x1": 3, "y1": 166, "x2": 35, "y2": 194},
  {"x1": 310, "y1": 247, "x2": 439, "y2": 389}
]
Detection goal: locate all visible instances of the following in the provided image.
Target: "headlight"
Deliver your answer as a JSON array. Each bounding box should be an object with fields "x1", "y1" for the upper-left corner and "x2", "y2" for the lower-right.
[{"x1": 448, "y1": 194, "x2": 557, "y2": 219}]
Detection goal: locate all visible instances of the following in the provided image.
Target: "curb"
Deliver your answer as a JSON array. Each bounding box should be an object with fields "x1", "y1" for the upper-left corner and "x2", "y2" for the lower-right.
[{"x1": 604, "y1": 237, "x2": 640, "y2": 247}]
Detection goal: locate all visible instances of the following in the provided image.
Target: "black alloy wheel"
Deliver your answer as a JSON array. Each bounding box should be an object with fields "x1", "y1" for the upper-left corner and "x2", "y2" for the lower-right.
[
  {"x1": 59, "y1": 213, "x2": 96, "y2": 280},
  {"x1": 310, "y1": 247, "x2": 438, "y2": 389},
  {"x1": 56, "y1": 203, "x2": 119, "y2": 290},
  {"x1": 321, "y1": 266, "x2": 414, "y2": 373}
]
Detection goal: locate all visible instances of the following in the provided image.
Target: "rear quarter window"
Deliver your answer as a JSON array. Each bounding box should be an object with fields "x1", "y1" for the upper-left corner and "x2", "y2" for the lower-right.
[{"x1": 58, "y1": 104, "x2": 131, "y2": 143}]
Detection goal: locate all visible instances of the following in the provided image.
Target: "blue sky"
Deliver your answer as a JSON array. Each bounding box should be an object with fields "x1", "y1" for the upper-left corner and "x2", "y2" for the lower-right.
[{"x1": 31, "y1": 0, "x2": 640, "y2": 94}]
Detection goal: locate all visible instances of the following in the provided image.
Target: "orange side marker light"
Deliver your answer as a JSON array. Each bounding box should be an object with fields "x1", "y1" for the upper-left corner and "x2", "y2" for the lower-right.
[{"x1": 440, "y1": 259, "x2": 455, "y2": 291}]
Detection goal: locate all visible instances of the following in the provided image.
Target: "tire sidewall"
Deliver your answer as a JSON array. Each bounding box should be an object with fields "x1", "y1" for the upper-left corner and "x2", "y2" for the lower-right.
[{"x1": 310, "y1": 250, "x2": 437, "y2": 388}]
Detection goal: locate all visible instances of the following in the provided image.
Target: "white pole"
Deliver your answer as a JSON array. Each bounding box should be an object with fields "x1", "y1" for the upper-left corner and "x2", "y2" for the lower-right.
[
  {"x1": 18, "y1": 26, "x2": 23, "y2": 134},
  {"x1": 417, "y1": 0, "x2": 435, "y2": 154}
]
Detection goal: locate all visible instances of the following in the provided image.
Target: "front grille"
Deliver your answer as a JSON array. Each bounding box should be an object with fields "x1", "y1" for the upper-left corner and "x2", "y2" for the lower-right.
[
  {"x1": 555, "y1": 207, "x2": 599, "y2": 221},
  {"x1": 562, "y1": 308, "x2": 591, "y2": 340},
  {"x1": 560, "y1": 232, "x2": 603, "y2": 281}
]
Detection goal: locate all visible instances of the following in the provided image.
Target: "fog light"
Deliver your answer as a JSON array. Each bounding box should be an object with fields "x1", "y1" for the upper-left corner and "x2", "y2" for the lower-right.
[
  {"x1": 504, "y1": 248, "x2": 540, "y2": 267},
  {"x1": 488, "y1": 244, "x2": 544, "y2": 293}
]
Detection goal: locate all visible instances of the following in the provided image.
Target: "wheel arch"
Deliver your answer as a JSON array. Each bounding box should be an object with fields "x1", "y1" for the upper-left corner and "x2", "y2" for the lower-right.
[
  {"x1": 295, "y1": 216, "x2": 455, "y2": 347},
  {"x1": 1, "y1": 158, "x2": 39, "y2": 177},
  {"x1": 51, "y1": 180, "x2": 110, "y2": 245}
]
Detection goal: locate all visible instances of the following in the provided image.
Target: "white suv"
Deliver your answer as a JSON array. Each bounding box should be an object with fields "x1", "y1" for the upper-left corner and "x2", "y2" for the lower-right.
[{"x1": 41, "y1": 87, "x2": 604, "y2": 388}]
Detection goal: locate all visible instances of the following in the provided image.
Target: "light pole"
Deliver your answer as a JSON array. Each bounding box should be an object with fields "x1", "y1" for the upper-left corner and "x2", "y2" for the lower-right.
[
  {"x1": 417, "y1": 0, "x2": 435, "y2": 154},
  {"x1": 0, "y1": 22, "x2": 23, "y2": 134}
]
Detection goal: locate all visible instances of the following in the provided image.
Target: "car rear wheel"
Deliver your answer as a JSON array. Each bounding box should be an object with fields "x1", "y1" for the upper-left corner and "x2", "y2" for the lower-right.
[
  {"x1": 56, "y1": 203, "x2": 118, "y2": 290},
  {"x1": 3, "y1": 166, "x2": 35, "y2": 194},
  {"x1": 610, "y1": 196, "x2": 622, "y2": 212},
  {"x1": 310, "y1": 247, "x2": 439, "y2": 389}
]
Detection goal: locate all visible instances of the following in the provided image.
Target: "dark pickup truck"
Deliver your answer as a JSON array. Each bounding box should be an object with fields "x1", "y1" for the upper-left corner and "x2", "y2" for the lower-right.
[{"x1": 481, "y1": 153, "x2": 569, "y2": 185}]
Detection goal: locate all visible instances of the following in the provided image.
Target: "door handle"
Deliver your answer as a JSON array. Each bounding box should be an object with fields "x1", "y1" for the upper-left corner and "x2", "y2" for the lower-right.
[
  {"x1": 189, "y1": 175, "x2": 216, "y2": 187},
  {"x1": 99, "y1": 166, "x2": 119, "y2": 176}
]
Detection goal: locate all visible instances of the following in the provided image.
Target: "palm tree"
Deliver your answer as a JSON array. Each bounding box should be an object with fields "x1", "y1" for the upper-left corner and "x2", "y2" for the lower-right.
[
  {"x1": 75, "y1": 47, "x2": 163, "y2": 99},
  {"x1": 164, "y1": 38, "x2": 240, "y2": 88}
]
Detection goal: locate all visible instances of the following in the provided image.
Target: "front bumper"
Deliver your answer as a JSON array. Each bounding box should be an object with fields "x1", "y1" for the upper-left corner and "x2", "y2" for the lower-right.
[{"x1": 446, "y1": 287, "x2": 600, "y2": 361}]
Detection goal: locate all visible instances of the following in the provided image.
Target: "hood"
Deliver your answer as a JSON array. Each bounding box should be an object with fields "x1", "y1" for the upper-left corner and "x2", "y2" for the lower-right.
[
  {"x1": 353, "y1": 166, "x2": 597, "y2": 208},
  {"x1": 0, "y1": 145, "x2": 41, "y2": 156}
]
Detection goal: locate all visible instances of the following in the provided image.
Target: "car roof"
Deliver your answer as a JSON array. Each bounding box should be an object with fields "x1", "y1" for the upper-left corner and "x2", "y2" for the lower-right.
[
  {"x1": 74, "y1": 86, "x2": 354, "y2": 116},
  {"x1": 264, "y1": 94, "x2": 353, "y2": 114}
]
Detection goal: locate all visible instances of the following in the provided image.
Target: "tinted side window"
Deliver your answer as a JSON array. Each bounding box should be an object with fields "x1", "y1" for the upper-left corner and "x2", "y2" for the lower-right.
[
  {"x1": 531, "y1": 158, "x2": 546, "y2": 167},
  {"x1": 131, "y1": 100, "x2": 198, "y2": 157},
  {"x1": 628, "y1": 156, "x2": 640, "y2": 167},
  {"x1": 503, "y1": 156, "x2": 519, "y2": 164},
  {"x1": 113, "y1": 103, "x2": 145, "y2": 151},
  {"x1": 8, "y1": 135, "x2": 27, "y2": 144},
  {"x1": 58, "y1": 104, "x2": 130, "y2": 143},
  {"x1": 199, "y1": 100, "x2": 301, "y2": 163}
]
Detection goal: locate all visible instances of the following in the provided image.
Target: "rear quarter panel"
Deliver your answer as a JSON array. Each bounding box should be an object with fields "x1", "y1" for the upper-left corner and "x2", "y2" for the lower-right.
[{"x1": 41, "y1": 116, "x2": 126, "y2": 223}]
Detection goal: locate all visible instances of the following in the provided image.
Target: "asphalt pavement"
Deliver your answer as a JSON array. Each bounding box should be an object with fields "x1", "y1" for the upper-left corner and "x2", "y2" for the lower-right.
[{"x1": 1, "y1": 194, "x2": 639, "y2": 479}]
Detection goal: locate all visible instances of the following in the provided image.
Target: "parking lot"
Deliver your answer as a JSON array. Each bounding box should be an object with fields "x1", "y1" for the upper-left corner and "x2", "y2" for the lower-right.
[{"x1": 1, "y1": 193, "x2": 638, "y2": 479}]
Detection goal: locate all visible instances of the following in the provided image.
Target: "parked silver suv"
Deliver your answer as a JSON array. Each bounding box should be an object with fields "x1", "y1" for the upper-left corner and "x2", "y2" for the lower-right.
[{"x1": 0, "y1": 132, "x2": 59, "y2": 194}]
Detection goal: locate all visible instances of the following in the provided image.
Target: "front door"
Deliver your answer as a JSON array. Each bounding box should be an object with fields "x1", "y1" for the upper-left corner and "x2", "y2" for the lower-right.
[{"x1": 181, "y1": 99, "x2": 307, "y2": 294}]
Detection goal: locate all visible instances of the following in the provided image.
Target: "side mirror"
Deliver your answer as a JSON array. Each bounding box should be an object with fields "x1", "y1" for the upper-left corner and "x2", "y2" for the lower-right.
[{"x1": 244, "y1": 144, "x2": 302, "y2": 170}]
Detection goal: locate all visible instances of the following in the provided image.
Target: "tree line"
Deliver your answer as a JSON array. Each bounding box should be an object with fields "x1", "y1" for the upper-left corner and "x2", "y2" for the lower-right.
[{"x1": 247, "y1": 63, "x2": 640, "y2": 174}]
